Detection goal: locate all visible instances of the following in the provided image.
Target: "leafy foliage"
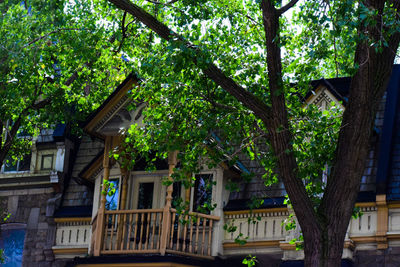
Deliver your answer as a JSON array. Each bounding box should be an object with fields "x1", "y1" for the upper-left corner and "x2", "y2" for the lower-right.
[{"x1": 0, "y1": 0, "x2": 132, "y2": 166}]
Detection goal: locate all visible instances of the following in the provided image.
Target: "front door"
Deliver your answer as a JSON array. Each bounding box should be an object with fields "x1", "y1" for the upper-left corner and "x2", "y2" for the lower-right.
[{"x1": 131, "y1": 175, "x2": 161, "y2": 209}]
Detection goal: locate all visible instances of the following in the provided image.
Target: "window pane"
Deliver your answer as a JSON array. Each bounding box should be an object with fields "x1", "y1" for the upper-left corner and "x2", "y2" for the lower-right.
[
  {"x1": 193, "y1": 174, "x2": 213, "y2": 213},
  {"x1": 18, "y1": 154, "x2": 31, "y2": 171},
  {"x1": 41, "y1": 155, "x2": 53, "y2": 170},
  {"x1": 3, "y1": 160, "x2": 17, "y2": 172},
  {"x1": 172, "y1": 182, "x2": 182, "y2": 208},
  {"x1": 138, "y1": 182, "x2": 154, "y2": 209},
  {"x1": 106, "y1": 179, "x2": 119, "y2": 210}
]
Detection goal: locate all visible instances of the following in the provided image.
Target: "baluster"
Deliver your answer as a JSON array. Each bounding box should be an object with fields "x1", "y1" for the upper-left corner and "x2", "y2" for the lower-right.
[
  {"x1": 133, "y1": 213, "x2": 139, "y2": 250},
  {"x1": 103, "y1": 214, "x2": 109, "y2": 250},
  {"x1": 201, "y1": 217, "x2": 206, "y2": 255},
  {"x1": 127, "y1": 213, "x2": 133, "y2": 250},
  {"x1": 189, "y1": 215, "x2": 194, "y2": 253},
  {"x1": 145, "y1": 212, "x2": 151, "y2": 249},
  {"x1": 208, "y1": 219, "x2": 213, "y2": 256},
  {"x1": 195, "y1": 217, "x2": 200, "y2": 254},
  {"x1": 182, "y1": 214, "x2": 189, "y2": 252},
  {"x1": 158, "y1": 212, "x2": 163, "y2": 249},
  {"x1": 120, "y1": 213, "x2": 127, "y2": 250},
  {"x1": 139, "y1": 213, "x2": 145, "y2": 250},
  {"x1": 169, "y1": 211, "x2": 176, "y2": 249},
  {"x1": 176, "y1": 214, "x2": 182, "y2": 251},
  {"x1": 109, "y1": 214, "x2": 115, "y2": 251},
  {"x1": 151, "y1": 213, "x2": 156, "y2": 249}
]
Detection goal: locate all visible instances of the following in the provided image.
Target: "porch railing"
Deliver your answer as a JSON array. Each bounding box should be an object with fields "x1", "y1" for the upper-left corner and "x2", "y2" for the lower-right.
[
  {"x1": 167, "y1": 208, "x2": 220, "y2": 257},
  {"x1": 98, "y1": 208, "x2": 219, "y2": 258}
]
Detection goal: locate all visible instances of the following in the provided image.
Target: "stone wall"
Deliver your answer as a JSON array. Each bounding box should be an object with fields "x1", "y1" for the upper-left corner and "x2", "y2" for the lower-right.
[{"x1": 0, "y1": 188, "x2": 59, "y2": 267}]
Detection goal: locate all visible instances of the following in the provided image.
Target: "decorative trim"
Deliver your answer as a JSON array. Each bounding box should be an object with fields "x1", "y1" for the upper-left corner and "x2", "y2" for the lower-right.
[
  {"x1": 305, "y1": 85, "x2": 344, "y2": 109},
  {"x1": 350, "y1": 236, "x2": 377, "y2": 243},
  {"x1": 85, "y1": 78, "x2": 136, "y2": 134},
  {"x1": 224, "y1": 207, "x2": 288, "y2": 216},
  {"x1": 54, "y1": 217, "x2": 91, "y2": 223},
  {"x1": 223, "y1": 240, "x2": 282, "y2": 249},
  {"x1": 355, "y1": 202, "x2": 376, "y2": 208},
  {"x1": 92, "y1": 96, "x2": 130, "y2": 133},
  {"x1": 279, "y1": 242, "x2": 297, "y2": 251},
  {"x1": 52, "y1": 248, "x2": 88, "y2": 254},
  {"x1": 387, "y1": 202, "x2": 400, "y2": 209}
]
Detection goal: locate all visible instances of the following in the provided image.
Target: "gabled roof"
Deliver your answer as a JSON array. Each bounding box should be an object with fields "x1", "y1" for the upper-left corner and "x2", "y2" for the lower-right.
[
  {"x1": 308, "y1": 77, "x2": 351, "y2": 103},
  {"x1": 83, "y1": 72, "x2": 140, "y2": 137}
]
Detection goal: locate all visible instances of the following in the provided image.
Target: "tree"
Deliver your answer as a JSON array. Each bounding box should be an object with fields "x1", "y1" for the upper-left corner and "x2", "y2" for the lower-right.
[
  {"x1": 0, "y1": 0, "x2": 133, "y2": 167},
  {"x1": 98, "y1": 0, "x2": 400, "y2": 266}
]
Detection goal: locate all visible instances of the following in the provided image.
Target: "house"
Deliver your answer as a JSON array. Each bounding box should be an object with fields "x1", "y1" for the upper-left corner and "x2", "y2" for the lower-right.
[
  {"x1": 0, "y1": 124, "x2": 77, "y2": 267},
  {"x1": 8, "y1": 65, "x2": 400, "y2": 266}
]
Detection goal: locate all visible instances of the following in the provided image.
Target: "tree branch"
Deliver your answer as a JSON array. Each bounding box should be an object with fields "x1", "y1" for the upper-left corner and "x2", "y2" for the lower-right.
[
  {"x1": 24, "y1": 28, "x2": 82, "y2": 47},
  {"x1": 107, "y1": 0, "x2": 272, "y2": 122},
  {"x1": 277, "y1": 0, "x2": 299, "y2": 15},
  {"x1": 114, "y1": 12, "x2": 128, "y2": 54}
]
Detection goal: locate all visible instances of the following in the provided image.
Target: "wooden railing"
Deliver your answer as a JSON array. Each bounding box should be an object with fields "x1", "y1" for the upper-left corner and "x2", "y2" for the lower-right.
[
  {"x1": 223, "y1": 208, "x2": 289, "y2": 244},
  {"x1": 53, "y1": 217, "x2": 92, "y2": 257},
  {"x1": 167, "y1": 209, "x2": 220, "y2": 257},
  {"x1": 98, "y1": 208, "x2": 219, "y2": 258},
  {"x1": 101, "y1": 209, "x2": 163, "y2": 254}
]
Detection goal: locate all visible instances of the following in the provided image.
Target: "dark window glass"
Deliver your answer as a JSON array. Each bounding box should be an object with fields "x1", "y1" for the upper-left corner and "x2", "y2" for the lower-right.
[
  {"x1": 193, "y1": 174, "x2": 213, "y2": 213},
  {"x1": 0, "y1": 228, "x2": 25, "y2": 267},
  {"x1": 137, "y1": 182, "x2": 154, "y2": 209},
  {"x1": 3, "y1": 160, "x2": 17, "y2": 172},
  {"x1": 172, "y1": 182, "x2": 182, "y2": 208},
  {"x1": 106, "y1": 179, "x2": 119, "y2": 210},
  {"x1": 3, "y1": 153, "x2": 31, "y2": 172},
  {"x1": 18, "y1": 154, "x2": 31, "y2": 171}
]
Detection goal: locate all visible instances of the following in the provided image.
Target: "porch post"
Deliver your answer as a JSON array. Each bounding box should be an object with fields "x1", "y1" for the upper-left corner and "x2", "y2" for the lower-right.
[
  {"x1": 120, "y1": 167, "x2": 129, "y2": 210},
  {"x1": 185, "y1": 172, "x2": 191, "y2": 211},
  {"x1": 93, "y1": 136, "x2": 112, "y2": 256},
  {"x1": 116, "y1": 166, "x2": 129, "y2": 250},
  {"x1": 160, "y1": 150, "x2": 178, "y2": 255}
]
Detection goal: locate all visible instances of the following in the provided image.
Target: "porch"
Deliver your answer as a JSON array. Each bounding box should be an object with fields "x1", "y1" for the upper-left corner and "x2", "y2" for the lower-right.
[{"x1": 90, "y1": 143, "x2": 221, "y2": 259}]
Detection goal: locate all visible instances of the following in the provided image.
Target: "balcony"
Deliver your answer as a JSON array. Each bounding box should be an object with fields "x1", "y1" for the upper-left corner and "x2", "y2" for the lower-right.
[
  {"x1": 52, "y1": 217, "x2": 91, "y2": 258},
  {"x1": 92, "y1": 208, "x2": 219, "y2": 259}
]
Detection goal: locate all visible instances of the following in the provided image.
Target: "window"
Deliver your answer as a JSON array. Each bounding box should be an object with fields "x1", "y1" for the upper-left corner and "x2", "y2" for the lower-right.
[
  {"x1": 192, "y1": 174, "x2": 213, "y2": 213},
  {"x1": 137, "y1": 182, "x2": 154, "y2": 209},
  {"x1": 2, "y1": 154, "x2": 31, "y2": 173},
  {"x1": 172, "y1": 182, "x2": 182, "y2": 208},
  {"x1": 0, "y1": 225, "x2": 26, "y2": 267},
  {"x1": 105, "y1": 179, "x2": 120, "y2": 210},
  {"x1": 40, "y1": 154, "x2": 53, "y2": 170}
]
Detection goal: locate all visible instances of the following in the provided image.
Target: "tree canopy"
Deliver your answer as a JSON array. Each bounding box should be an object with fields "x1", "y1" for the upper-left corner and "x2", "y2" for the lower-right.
[
  {"x1": 2, "y1": 0, "x2": 400, "y2": 266},
  {"x1": 101, "y1": 0, "x2": 400, "y2": 266},
  {"x1": 0, "y1": 0, "x2": 132, "y2": 166}
]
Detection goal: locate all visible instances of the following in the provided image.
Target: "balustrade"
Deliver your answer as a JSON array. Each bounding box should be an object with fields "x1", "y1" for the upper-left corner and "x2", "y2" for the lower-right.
[{"x1": 96, "y1": 208, "x2": 219, "y2": 258}]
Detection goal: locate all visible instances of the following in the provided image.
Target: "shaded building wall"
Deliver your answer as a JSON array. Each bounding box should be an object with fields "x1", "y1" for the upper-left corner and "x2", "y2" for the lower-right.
[{"x1": 0, "y1": 188, "x2": 58, "y2": 267}]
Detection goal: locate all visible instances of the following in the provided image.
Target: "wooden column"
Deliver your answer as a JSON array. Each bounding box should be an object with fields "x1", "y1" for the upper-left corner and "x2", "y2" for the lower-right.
[
  {"x1": 160, "y1": 151, "x2": 178, "y2": 255},
  {"x1": 185, "y1": 173, "x2": 191, "y2": 211},
  {"x1": 93, "y1": 136, "x2": 112, "y2": 256},
  {"x1": 116, "y1": 167, "x2": 129, "y2": 250},
  {"x1": 376, "y1": 194, "x2": 388, "y2": 249},
  {"x1": 120, "y1": 167, "x2": 129, "y2": 210}
]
